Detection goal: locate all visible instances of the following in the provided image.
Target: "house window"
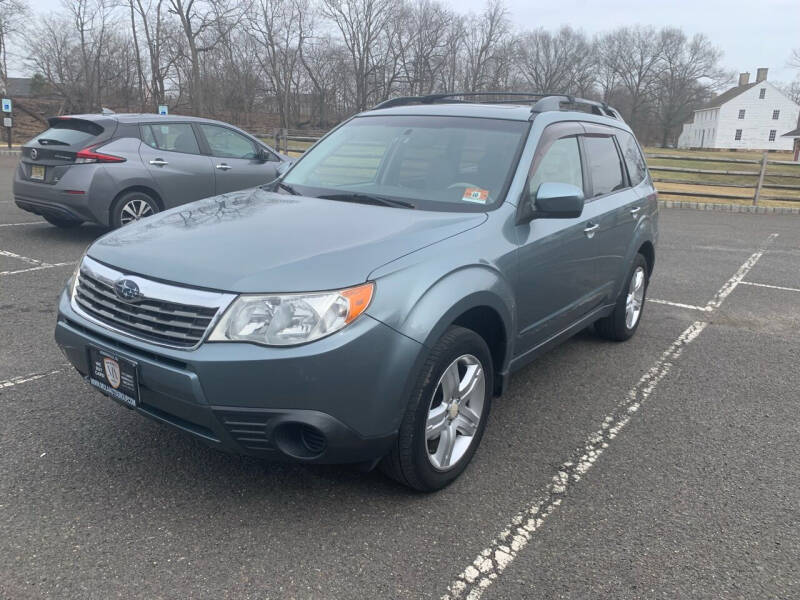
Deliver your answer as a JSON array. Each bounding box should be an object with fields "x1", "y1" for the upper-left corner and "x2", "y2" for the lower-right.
[
  {"x1": 759, "y1": 88, "x2": 766, "y2": 99},
  {"x1": 772, "y1": 110, "x2": 780, "y2": 120},
  {"x1": 768, "y1": 130, "x2": 777, "y2": 142},
  {"x1": 738, "y1": 109, "x2": 746, "y2": 119},
  {"x1": 734, "y1": 129, "x2": 742, "y2": 141}
]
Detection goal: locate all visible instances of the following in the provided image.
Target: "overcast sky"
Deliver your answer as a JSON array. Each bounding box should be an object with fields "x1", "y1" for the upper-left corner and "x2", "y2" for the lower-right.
[{"x1": 22, "y1": 0, "x2": 800, "y2": 84}]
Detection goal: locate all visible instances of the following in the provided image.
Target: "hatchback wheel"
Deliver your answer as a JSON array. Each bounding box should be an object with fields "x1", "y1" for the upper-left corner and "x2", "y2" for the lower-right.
[
  {"x1": 112, "y1": 191, "x2": 159, "y2": 228},
  {"x1": 381, "y1": 326, "x2": 493, "y2": 491},
  {"x1": 596, "y1": 253, "x2": 649, "y2": 341}
]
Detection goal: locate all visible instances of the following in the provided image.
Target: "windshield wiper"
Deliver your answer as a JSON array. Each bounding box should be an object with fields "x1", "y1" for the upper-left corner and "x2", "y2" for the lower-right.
[
  {"x1": 278, "y1": 181, "x2": 300, "y2": 195},
  {"x1": 37, "y1": 138, "x2": 69, "y2": 146},
  {"x1": 317, "y1": 192, "x2": 415, "y2": 210}
]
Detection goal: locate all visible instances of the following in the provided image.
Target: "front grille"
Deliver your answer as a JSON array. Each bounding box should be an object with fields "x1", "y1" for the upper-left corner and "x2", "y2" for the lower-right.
[{"x1": 72, "y1": 257, "x2": 233, "y2": 349}]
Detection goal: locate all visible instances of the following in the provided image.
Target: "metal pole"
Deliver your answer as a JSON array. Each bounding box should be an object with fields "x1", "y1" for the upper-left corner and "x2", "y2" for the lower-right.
[{"x1": 752, "y1": 151, "x2": 767, "y2": 205}]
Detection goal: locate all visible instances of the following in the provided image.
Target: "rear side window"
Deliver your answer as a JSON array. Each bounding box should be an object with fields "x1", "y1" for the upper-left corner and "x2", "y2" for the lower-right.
[
  {"x1": 528, "y1": 137, "x2": 584, "y2": 196},
  {"x1": 616, "y1": 130, "x2": 648, "y2": 186},
  {"x1": 583, "y1": 136, "x2": 625, "y2": 197},
  {"x1": 141, "y1": 123, "x2": 200, "y2": 154},
  {"x1": 35, "y1": 119, "x2": 103, "y2": 147},
  {"x1": 198, "y1": 124, "x2": 257, "y2": 159}
]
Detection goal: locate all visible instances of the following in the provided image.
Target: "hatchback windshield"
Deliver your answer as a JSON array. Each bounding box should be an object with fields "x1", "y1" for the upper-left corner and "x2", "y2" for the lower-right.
[{"x1": 282, "y1": 115, "x2": 529, "y2": 211}]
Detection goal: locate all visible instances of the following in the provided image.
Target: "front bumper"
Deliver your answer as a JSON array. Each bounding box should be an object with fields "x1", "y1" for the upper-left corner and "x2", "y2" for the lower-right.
[{"x1": 55, "y1": 289, "x2": 424, "y2": 463}]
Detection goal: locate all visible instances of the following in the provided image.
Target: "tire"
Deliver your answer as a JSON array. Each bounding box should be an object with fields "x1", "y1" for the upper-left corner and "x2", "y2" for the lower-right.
[
  {"x1": 111, "y1": 191, "x2": 159, "y2": 228},
  {"x1": 595, "y1": 253, "x2": 649, "y2": 342},
  {"x1": 381, "y1": 326, "x2": 493, "y2": 492},
  {"x1": 43, "y1": 215, "x2": 82, "y2": 228}
]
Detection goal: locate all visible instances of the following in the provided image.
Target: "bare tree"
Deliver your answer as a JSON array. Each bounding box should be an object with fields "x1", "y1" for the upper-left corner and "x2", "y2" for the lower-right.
[
  {"x1": 652, "y1": 29, "x2": 726, "y2": 147},
  {"x1": 320, "y1": 0, "x2": 397, "y2": 111},
  {"x1": 461, "y1": 0, "x2": 510, "y2": 91},
  {"x1": 515, "y1": 26, "x2": 594, "y2": 95},
  {"x1": 0, "y1": 0, "x2": 29, "y2": 95}
]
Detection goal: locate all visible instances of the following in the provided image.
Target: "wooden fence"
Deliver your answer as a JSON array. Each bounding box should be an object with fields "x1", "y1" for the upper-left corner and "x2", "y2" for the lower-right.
[{"x1": 646, "y1": 152, "x2": 800, "y2": 205}]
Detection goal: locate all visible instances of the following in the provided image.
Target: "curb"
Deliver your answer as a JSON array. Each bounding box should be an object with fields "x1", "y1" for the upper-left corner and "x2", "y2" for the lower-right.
[{"x1": 659, "y1": 199, "x2": 800, "y2": 215}]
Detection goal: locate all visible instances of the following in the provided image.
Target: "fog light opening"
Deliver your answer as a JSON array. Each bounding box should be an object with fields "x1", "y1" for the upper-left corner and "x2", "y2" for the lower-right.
[{"x1": 273, "y1": 422, "x2": 327, "y2": 459}]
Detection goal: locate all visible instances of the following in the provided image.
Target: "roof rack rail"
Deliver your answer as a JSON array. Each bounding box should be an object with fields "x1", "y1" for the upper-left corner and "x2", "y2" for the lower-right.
[{"x1": 372, "y1": 92, "x2": 623, "y2": 121}]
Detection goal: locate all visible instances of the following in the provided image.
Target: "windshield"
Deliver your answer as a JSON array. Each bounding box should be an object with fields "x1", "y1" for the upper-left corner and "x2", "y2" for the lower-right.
[{"x1": 282, "y1": 115, "x2": 529, "y2": 211}]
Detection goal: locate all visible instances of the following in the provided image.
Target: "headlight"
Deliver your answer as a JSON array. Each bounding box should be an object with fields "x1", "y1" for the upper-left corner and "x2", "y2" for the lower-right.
[
  {"x1": 209, "y1": 282, "x2": 374, "y2": 346},
  {"x1": 69, "y1": 250, "x2": 88, "y2": 300}
]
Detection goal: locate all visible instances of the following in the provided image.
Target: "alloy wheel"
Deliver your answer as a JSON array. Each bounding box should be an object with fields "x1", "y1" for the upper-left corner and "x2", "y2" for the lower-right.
[
  {"x1": 119, "y1": 198, "x2": 155, "y2": 226},
  {"x1": 425, "y1": 354, "x2": 486, "y2": 471},
  {"x1": 625, "y1": 266, "x2": 646, "y2": 329}
]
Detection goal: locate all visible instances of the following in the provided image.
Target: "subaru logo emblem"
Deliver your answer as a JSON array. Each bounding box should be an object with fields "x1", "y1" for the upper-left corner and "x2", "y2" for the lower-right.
[
  {"x1": 114, "y1": 278, "x2": 141, "y2": 302},
  {"x1": 30, "y1": 148, "x2": 38, "y2": 160}
]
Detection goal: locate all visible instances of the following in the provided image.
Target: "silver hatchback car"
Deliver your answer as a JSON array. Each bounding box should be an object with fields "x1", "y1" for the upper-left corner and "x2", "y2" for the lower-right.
[{"x1": 13, "y1": 113, "x2": 287, "y2": 228}]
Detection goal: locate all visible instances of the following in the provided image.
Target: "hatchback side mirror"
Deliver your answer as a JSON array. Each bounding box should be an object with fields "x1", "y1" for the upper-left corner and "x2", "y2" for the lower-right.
[{"x1": 529, "y1": 182, "x2": 585, "y2": 219}]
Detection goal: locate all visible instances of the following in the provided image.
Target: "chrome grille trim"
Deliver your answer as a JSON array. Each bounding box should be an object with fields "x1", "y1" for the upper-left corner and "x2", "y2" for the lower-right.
[{"x1": 71, "y1": 256, "x2": 236, "y2": 350}]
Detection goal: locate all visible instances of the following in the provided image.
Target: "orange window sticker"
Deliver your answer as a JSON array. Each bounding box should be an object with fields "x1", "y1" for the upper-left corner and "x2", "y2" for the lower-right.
[{"x1": 462, "y1": 187, "x2": 489, "y2": 204}]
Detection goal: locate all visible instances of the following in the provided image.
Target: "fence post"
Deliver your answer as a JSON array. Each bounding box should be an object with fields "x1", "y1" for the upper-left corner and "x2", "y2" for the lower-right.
[
  {"x1": 753, "y1": 151, "x2": 767, "y2": 205},
  {"x1": 282, "y1": 128, "x2": 288, "y2": 154},
  {"x1": 273, "y1": 128, "x2": 280, "y2": 152}
]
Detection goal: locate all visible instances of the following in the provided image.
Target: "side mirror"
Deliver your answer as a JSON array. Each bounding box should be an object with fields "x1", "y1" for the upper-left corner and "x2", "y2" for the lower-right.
[
  {"x1": 256, "y1": 147, "x2": 274, "y2": 162},
  {"x1": 276, "y1": 160, "x2": 293, "y2": 177},
  {"x1": 530, "y1": 182, "x2": 584, "y2": 219}
]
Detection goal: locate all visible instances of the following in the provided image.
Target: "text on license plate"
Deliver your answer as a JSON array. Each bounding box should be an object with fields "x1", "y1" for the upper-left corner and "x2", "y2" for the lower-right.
[{"x1": 30, "y1": 165, "x2": 45, "y2": 180}]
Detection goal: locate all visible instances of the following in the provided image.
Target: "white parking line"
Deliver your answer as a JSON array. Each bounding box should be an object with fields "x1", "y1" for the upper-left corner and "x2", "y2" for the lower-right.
[
  {"x1": 648, "y1": 298, "x2": 711, "y2": 312},
  {"x1": 0, "y1": 368, "x2": 65, "y2": 390},
  {"x1": 740, "y1": 281, "x2": 800, "y2": 293},
  {"x1": 442, "y1": 232, "x2": 778, "y2": 600},
  {"x1": 0, "y1": 249, "x2": 44, "y2": 265},
  {"x1": 0, "y1": 261, "x2": 76, "y2": 276},
  {"x1": 0, "y1": 221, "x2": 44, "y2": 227}
]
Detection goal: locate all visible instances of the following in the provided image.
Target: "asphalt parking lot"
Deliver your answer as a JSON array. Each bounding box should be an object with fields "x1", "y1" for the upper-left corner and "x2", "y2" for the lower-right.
[{"x1": 1, "y1": 153, "x2": 799, "y2": 599}]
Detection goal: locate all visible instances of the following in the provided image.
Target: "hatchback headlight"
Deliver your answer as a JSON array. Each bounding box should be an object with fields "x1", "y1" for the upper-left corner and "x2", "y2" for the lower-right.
[{"x1": 209, "y1": 282, "x2": 374, "y2": 346}]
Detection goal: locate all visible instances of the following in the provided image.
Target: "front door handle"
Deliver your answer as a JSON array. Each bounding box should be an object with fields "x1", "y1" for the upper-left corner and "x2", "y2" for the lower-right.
[
  {"x1": 149, "y1": 158, "x2": 168, "y2": 167},
  {"x1": 630, "y1": 206, "x2": 641, "y2": 217},
  {"x1": 215, "y1": 163, "x2": 232, "y2": 171},
  {"x1": 584, "y1": 223, "x2": 600, "y2": 238}
]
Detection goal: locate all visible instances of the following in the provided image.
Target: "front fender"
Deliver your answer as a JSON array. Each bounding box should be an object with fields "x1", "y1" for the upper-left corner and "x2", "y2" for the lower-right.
[{"x1": 367, "y1": 264, "x2": 516, "y2": 373}]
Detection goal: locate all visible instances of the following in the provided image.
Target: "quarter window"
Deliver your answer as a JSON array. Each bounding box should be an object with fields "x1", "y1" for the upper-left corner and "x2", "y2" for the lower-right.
[
  {"x1": 199, "y1": 124, "x2": 258, "y2": 159},
  {"x1": 738, "y1": 109, "x2": 746, "y2": 119},
  {"x1": 528, "y1": 137, "x2": 584, "y2": 198},
  {"x1": 140, "y1": 123, "x2": 200, "y2": 154},
  {"x1": 772, "y1": 110, "x2": 780, "y2": 120},
  {"x1": 583, "y1": 136, "x2": 625, "y2": 197},
  {"x1": 734, "y1": 129, "x2": 742, "y2": 141},
  {"x1": 768, "y1": 130, "x2": 777, "y2": 142},
  {"x1": 616, "y1": 130, "x2": 648, "y2": 187}
]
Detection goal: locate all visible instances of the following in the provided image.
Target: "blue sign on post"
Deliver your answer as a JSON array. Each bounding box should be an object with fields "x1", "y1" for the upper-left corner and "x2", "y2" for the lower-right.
[
  {"x1": 158, "y1": 105, "x2": 168, "y2": 116},
  {"x1": 1, "y1": 98, "x2": 11, "y2": 113}
]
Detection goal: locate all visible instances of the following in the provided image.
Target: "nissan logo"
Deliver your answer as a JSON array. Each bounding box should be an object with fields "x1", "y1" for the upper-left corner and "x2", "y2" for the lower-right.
[
  {"x1": 114, "y1": 278, "x2": 141, "y2": 302},
  {"x1": 30, "y1": 148, "x2": 38, "y2": 160}
]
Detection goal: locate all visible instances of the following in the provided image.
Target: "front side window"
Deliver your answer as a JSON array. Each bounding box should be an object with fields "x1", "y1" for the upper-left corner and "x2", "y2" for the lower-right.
[
  {"x1": 141, "y1": 123, "x2": 200, "y2": 154},
  {"x1": 583, "y1": 135, "x2": 625, "y2": 197},
  {"x1": 616, "y1": 130, "x2": 647, "y2": 186},
  {"x1": 769, "y1": 130, "x2": 777, "y2": 142},
  {"x1": 735, "y1": 129, "x2": 743, "y2": 141},
  {"x1": 528, "y1": 137, "x2": 583, "y2": 197},
  {"x1": 282, "y1": 115, "x2": 529, "y2": 211},
  {"x1": 199, "y1": 124, "x2": 258, "y2": 159}
]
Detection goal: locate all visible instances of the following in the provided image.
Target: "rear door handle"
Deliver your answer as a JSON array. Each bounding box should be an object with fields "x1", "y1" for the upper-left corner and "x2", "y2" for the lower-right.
[
  {"x1": 584, "y1": 223, "x2": 600, "y2": 238},
  {"x1": 215, "y1": 163, "x2": 232, "y2": 171},
  {"x1": 149, "y1": 159, "x2": 168, "y2": 167},
  {"x1": 630, "y1": 206, "x2": 642, "y2": 217}
]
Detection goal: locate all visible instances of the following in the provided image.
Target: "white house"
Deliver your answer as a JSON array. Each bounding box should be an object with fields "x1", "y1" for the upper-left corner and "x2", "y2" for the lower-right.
[{"x1": 677, "y1": 68, "x2": 800, "y2": 151}]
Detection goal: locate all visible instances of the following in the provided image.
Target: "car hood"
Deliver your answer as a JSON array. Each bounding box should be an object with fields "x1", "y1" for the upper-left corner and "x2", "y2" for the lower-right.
[{"x1": 88, "y1": 187, "x2": 487, "y2": 293}]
